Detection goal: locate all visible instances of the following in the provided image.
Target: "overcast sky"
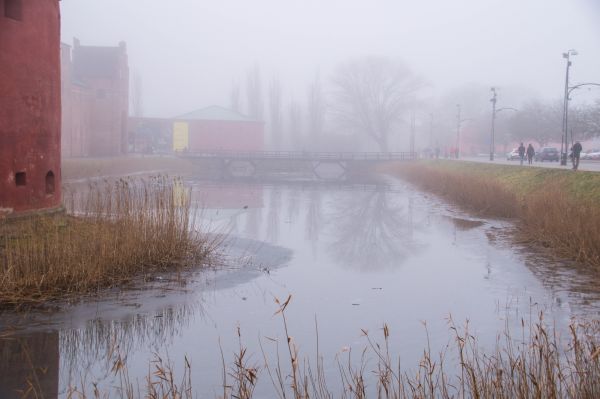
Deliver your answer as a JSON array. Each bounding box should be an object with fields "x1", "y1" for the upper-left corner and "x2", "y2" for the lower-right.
[{"x1": 60, "y1": 0, "x2": 600, "y2": 118}]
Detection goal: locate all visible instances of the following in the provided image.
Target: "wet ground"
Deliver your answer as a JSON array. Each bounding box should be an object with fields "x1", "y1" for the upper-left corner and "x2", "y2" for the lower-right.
[{"x1": 1, "y1": 176, "x2": 600, "y2": 397}]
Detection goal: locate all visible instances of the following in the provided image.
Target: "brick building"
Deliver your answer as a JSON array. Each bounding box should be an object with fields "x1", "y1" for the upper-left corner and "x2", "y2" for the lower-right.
[
  {"x1": 61, "y1": 39, "x2": 129, "y2": 157},
  {"x1": 0, "y1": 0, "x2": 62, "y2": 216},
  {"x1": 129, "y1": 106, "x2": 265, "y2": 154},
  {"x1": 173, "y1": 106, "x2": 265, "y2": 152}
]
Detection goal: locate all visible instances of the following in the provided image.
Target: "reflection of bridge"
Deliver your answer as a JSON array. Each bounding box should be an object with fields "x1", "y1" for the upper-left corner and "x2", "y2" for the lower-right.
[{"x1": 179, "y1": 150, "x2": 416, "y2": 180}]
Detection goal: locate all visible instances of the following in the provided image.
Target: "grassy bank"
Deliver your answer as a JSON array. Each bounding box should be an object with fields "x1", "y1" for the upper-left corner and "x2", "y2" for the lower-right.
[
  {"x1": 0, "y1": 177, "x2": 214, "y2": 309},
  {"x1": 385, "y1": 160, "x2": 600, "y2": 269}
]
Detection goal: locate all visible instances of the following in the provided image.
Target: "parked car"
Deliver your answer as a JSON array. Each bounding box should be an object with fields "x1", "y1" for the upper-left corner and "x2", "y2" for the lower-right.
[
  {"x1": 506, "y1": 148, "x2": 520, "y2": 160},
  {"x1": 534, "y1": 147, "x2": 559, "y2": 162},
  {"x1": 582, "y1": 149, "x2": 600, "y2": 160}
]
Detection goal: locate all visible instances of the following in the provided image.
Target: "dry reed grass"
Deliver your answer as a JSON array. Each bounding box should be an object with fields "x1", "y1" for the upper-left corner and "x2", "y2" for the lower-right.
[
  {"x1": 391, "y1": 163, "x2": 518, "y2": 218},
  {"x1": 0, "y1": 176, "x2": 215, "y2": 309},
  {"x1": 390, "y1": 162, "x2": 600, "y2": 270},
  {"x1": 49, "y1": 297, "x2": 600, "y2": 398},
  {"x1": 520, "y1": 184, "x2": 600, "y2": 267}
]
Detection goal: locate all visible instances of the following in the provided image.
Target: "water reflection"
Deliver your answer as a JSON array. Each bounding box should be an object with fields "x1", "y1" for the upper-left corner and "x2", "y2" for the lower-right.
[
  {"x1": 57, "y1": 303, "x2": 199, "y2": 394},
  {"x1": 2, "y1": 178, "x2": 600, "y2": 397},
  {"x1": 328, "y1": 186, "x2": 418, "y2": 271},
  {"x1": 305, "y1": 189, "x2": 323, "y2": 258},
  {"x1": 494, "y1": 228, "x2": 600, "y2": 319},
  {"x1": 266, "y1": 189, "x2": 282, "y2": 243},
  {"x1": 0, "y1": 331, "x2": 59, "y2": 399}
]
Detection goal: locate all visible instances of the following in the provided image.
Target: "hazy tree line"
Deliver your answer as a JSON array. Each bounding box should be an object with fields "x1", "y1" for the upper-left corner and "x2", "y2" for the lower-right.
[{"x1": 227, "y1": 57, "x2": 600, "y2": 154}]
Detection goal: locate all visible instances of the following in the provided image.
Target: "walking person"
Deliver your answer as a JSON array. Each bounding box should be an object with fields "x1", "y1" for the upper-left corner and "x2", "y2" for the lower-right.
[
  {"x1": 571, "y1": 141, "x2": 583, "y2": 170},
  {"x1": 526, "y1": 144, "x2": 535, "y2": 165},
  {"x1": 518, "y1": 142, "x2": 526, "y2": 165}
]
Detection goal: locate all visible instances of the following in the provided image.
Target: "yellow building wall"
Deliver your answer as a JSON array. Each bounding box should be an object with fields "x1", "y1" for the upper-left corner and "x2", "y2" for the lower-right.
[{"x1": 172, "y1": 122, "x2": 189, "y2": 151}]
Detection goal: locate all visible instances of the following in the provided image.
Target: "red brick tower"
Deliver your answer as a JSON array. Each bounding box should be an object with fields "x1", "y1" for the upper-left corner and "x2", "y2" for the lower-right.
[{"x1": 0, "y1": 0, "x2": 62, "y2": 216}]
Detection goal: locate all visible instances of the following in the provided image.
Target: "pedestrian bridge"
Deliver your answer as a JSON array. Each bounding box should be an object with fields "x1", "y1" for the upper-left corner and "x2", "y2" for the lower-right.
[{"x1": 178, "y1": 150, "x2": 416, "y2": 180}]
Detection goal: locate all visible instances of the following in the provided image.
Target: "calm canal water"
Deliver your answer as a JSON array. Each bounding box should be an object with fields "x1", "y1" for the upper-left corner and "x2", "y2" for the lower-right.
[{"x1": 1, "y1": 176, "x2": 599, "y2": 397}]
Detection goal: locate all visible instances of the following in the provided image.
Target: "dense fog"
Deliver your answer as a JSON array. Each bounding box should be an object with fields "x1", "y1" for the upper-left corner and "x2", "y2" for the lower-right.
[{"x1": 60, "y1": 0, "x2": 600, "y2": 152}]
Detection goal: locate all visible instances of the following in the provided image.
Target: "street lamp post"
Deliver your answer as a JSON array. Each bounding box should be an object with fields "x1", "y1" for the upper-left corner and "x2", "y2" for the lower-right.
[
  {"x1": 456, "y1": 104, "x2": 461, "y2": 158},
  {"x1": 428, "y1": 112, "x2": 434, "y2": 149},
  {"x1": 490, "y1": 88, "x2": 497, "y2": 161},
  {"x1": 561, "y1": 49, "x2": 577, "y2": 166},
  {"x1": 455, "y1": 105, "x2": 474, "y2": 159},
  {"x1": 409, "y1": 109, "x2": 416, "y2": 155}
]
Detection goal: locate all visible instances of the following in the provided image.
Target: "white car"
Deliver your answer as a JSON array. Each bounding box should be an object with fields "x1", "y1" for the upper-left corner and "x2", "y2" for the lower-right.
[
  {"x1": 506, "y1": 148, "x2": 521, "y2": 160},
  {"x1": 581, "y1": 150, "x2": 600, "y2": 160}
]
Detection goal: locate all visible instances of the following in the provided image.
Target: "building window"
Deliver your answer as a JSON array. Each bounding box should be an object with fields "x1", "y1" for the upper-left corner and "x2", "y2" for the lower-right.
[
  {"x1": 45, "y1": 171, "x2": 55, "y2": 195},
  {"x1": 4, "y1": 0, "x2": 23, "y2": 21},
  {"x1": 15, "y1": 171, "x2": 26, "y2": 186}
]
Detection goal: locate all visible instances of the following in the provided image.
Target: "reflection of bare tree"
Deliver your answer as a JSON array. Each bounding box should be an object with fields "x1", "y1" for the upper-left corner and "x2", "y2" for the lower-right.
[
  {"x1": 227, "y1": 211, "x2": 241, "y2": 235},
  {"x1": 266, "y1": 189, "x2": 282, "y2": 243},
  {"x1": 287, "y1": 188, "x2": 301, "y2": 222},
  {"x1": 305, "y1": 190, "x2": 323, "y2": 258},
  {"x1": 244, "y1": 207, "x2": 262, "y2": 239},
  {"x1": 329, "y1": 188, "x2": 416, "y2": 271},
  {"x1": 58, "y1": 303, "x2": 199, "y2": 393}
]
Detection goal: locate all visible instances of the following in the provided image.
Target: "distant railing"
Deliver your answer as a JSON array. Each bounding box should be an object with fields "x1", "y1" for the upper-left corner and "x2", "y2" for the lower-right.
[{"x1": 178, "y1": 150, "x2": 416, "y2": 162}]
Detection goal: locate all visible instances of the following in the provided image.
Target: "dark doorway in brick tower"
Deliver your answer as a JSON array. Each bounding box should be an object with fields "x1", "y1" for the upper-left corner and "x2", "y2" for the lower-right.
[
  {"x1": 15, "y1": 172, "x2": 26, "y2": 186},
  {"x1": 45, "y1": 171, "x2": 55, "y2": 195},
  {"x1": 4, "y1": 0, "x2": 23, "y2": 20}
]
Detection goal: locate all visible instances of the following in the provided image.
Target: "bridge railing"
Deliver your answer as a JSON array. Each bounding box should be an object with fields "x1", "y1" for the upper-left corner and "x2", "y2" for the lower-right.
[{"x1": 179, "y1": 150, "x2": 417, "y2": 161}]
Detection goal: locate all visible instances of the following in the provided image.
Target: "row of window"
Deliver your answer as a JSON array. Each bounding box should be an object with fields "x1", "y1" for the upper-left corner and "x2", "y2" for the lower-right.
[
  {"x1": 4, "y1": 0, "x2": 22, "y2": 21},
  {"x1": 15, "y1": 171, "x2": 56, "y2": 195}
]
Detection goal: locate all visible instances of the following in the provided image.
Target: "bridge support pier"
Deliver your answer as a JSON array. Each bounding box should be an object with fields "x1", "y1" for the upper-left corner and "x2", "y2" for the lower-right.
[{"x1": 312, "y1": 161, "x2": 347, "y2": 180}]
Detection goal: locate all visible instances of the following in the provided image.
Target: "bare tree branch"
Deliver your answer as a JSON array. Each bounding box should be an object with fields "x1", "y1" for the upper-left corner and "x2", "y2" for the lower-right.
[{"x1": 331, "y1": 57, "x2": 421, "y2": 152}]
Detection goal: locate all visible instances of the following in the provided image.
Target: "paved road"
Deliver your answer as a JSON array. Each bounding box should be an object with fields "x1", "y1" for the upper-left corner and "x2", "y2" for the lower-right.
[{"x1": 459, "y1": 156, "x2": 600, "y2": 172}]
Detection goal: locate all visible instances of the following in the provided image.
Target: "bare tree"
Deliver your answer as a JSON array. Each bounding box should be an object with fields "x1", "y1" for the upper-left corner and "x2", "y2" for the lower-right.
[
  {"x1": 573, "y1": 99, "x2": 600, "y2": 140},
  {"x1": 307, "y1": 72, "x2": 326, "y2": 149},
  {"x1": 229, "y1": 81, "x2": 241, "y2": 113},
  {"x1": 268, "y1": 76, "x2": 283, "y2": 149},
  {"x1": 288, "y1": 100, "x2": 303, "y2": 149},
  {"x1": 245, "y1": 65, "x2": 263, "y2": 120},
  {"x1": 508, "y1": 99, "x2": 562, "y2": 147},
  {"x1": 331, "y1": 57, "x2": 421, "y2": 152}
]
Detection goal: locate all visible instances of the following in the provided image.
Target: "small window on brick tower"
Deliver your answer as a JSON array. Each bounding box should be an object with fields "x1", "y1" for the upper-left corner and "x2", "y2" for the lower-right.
[
  {"x1": 15, "y1": 171, "x2": 26, "y2": 186},
  {"x1": 45, "y1": 171, "x2": 55, "y2": 195},
  {"x1": 4, "y1": 0, "x2": 23, "y2": 21}
]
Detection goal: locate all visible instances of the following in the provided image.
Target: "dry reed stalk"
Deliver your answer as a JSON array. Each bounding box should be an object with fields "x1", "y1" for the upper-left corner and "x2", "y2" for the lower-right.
[
  {"x1": 0, "y1": 176, "x2": 216, "y2": 309},
  {"x1": 21, "y1": 298, "x2": 600, "y2": 398},
  {"x1": 394, "y1": 164, "x2": 518, "y2": 218},
  {"x1": 520, "y1": 184, "x2": 600, "y2": 269},
  {"x1": 392, "y1": 163, "x2": 600, "y2": 271}
]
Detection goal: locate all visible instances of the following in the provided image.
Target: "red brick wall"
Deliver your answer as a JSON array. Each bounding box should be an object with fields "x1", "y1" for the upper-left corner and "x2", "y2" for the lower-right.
[
  {"x1": 61, "y1": 40, "x2": 129, "y2": 158},
  {"x1": 71, "y1": 41, "x2": 129, "y2": 157},
  {"x1": 0, "y1": 0, "x2": 62, "y2": 215},
  {"x1": 61, "y1": 43, "x2": 93, "y2": 158},
  {"x1": 188, "y1": 120, "x2": 265, "y2": 152}
]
